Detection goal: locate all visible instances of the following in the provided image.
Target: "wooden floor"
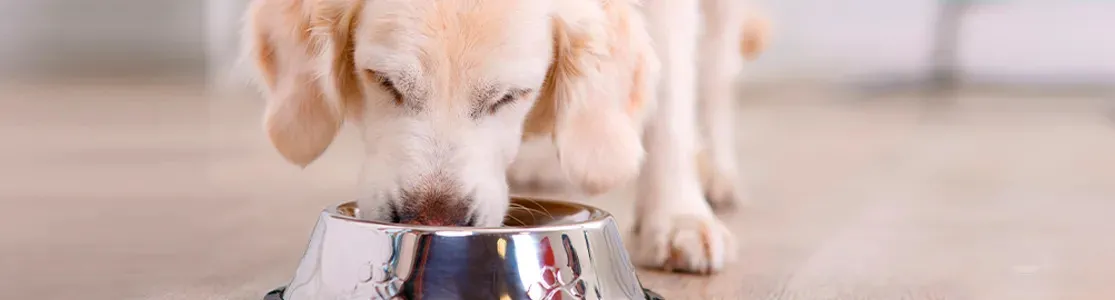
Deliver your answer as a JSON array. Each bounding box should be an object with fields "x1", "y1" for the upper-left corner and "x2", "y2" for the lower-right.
[{"x1": 2, "y1": 82, "x2": 1114, "y2": 299}]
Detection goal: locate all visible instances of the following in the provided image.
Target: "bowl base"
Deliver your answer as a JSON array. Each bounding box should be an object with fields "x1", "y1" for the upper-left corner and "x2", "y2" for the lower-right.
[{"x1": 264, "y1": 286, "x2": 664, "y2": 300}]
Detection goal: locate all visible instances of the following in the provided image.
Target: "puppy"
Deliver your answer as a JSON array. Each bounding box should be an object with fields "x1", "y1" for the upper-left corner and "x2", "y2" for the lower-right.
[{"x1": 242, "y1": 0, "x2": 767, "y2": 274}]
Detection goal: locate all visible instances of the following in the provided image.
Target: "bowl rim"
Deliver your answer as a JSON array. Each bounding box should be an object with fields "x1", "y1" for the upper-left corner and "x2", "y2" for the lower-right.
[{"x1": 323, "y1": 195, "x2": 616, "y2": 234}]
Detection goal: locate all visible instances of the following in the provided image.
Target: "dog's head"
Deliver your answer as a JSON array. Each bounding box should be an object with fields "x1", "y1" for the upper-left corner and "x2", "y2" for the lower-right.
[{"x1": 244, "y1": 0, "x2": 657, "y2": 226}]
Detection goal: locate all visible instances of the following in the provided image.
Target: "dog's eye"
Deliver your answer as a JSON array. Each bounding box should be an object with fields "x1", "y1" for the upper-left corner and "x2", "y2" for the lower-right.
[
  {"x1": 489, "y1": 89, "x2": 531, "y2": 114},
  {"x1": 366, "y1": 70, "x2": 404, "y2": 105}
]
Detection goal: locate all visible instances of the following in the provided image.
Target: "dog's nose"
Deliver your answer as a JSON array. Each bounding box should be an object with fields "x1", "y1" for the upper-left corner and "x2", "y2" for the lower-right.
[
  {"x1": 394, "y1": 206, "x2": 473, "y2": 226},
  {"x1": 393, "y1": 191, "x2": 474, "y2": 226},
  {"x1": 394, "y1": 211, "x2": 473, "y2": 226}
]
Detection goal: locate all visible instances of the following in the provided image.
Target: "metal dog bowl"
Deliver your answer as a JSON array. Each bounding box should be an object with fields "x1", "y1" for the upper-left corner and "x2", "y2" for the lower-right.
[{"x1": 266, "y1": 197, "x2": 664, "y2": 300}]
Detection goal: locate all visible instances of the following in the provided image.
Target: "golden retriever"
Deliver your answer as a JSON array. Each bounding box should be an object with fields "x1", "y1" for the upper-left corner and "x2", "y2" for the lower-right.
[{"x1": 242, "y1": 0, "x2": 768, "y2": 275}]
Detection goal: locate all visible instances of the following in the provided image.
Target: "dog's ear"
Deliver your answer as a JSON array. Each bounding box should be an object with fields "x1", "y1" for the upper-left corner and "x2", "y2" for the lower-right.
[
  {"x1": 242, "y1": 0, "x2": 363, "y2": 167},
  {"x1": 526, "y1": 0, "x2": 660, "y2": 194}
]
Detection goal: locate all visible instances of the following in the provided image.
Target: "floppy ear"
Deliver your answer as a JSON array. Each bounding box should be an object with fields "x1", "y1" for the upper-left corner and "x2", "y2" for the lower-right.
[
  {"x1": 525, "y1": 0, "x2": 660, "y2": 194},
  {"x1": 242, "y1": 0, "x2": 363, "y2": 167}
]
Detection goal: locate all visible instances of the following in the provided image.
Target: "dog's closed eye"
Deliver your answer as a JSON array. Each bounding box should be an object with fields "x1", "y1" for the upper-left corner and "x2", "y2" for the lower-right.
[
  {"x1": 488, "y1": 89, "x2": 531, "y2": 115},
  {"x1": 469, "y1": 88, "x2": 530, "y2": 120},
  {"x1": 365, "y1": 70, "x2": 404, "y2": 105}
]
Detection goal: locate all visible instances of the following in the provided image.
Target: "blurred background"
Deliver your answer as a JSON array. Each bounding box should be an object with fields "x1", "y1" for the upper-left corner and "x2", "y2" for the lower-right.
[
  {"x1": 2, "y1": 1, "x2": 1112, "y2": 87},
  {"x1": 1, "y1": 0, "x2": 1113, "y2": 299}
]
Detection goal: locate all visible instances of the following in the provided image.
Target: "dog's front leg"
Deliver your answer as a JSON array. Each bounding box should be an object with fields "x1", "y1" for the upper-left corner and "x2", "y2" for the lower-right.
[
  {"x1": 629, "y1": 0, "x2": 736, "y2": 274},
  {"x1": 697, "y1": 0, "x2": 751, "y2": 210}
]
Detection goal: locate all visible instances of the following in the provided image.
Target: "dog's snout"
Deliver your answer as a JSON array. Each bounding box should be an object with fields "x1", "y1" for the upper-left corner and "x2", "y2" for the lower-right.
[{"x1": 393, "y1": 189, "x2": 474, "y2": 226}]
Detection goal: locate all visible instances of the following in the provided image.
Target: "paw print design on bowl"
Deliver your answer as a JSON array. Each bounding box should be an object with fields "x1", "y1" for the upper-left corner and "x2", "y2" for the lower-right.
[
  {"x1": 358, "y1": 236, "x2": 406, "y2": 299},
  {"x1": 526, "y1": 234, "x2": 587, "y2": 300},
  {"x1": 361, "y1": 260, "x2": 404, "y2": 299}
]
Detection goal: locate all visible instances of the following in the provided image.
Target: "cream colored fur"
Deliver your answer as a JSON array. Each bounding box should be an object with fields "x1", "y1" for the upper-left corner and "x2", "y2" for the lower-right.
[{"x1": 242, "y1": 0, "x2": 768, "y2": 274}]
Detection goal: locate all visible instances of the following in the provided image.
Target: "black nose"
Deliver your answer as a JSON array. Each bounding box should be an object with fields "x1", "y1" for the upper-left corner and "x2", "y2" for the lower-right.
[{"x1": 391, "y1": 193, "x2": 474, "y2": 226}]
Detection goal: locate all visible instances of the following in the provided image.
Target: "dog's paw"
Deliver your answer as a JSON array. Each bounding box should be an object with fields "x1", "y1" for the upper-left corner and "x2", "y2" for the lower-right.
[{"x1": 629, "y1": 213, "x2": 737, "y2": 274}]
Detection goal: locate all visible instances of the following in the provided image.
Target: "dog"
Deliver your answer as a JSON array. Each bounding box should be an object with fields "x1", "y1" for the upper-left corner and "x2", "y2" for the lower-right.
[{"x1": 242, "y1": 0, "x2": 768, "y2": 274}]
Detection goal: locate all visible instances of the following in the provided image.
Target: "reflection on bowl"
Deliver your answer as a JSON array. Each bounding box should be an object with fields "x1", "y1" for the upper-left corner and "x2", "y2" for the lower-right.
[{"x1": 267, "y1": 197, "x2": 662, "y2": 300}]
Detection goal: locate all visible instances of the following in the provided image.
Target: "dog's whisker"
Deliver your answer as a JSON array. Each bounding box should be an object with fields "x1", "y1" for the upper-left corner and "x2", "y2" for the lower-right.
[
  {"x1": 509, "y1": 203, "x2": 553, "y2": 220},
  {"x1": 521, "y1": 199, "x2": 554, "y2": 218},
  {"x1": 504, "y1": 214, "x2": 527, "y2": 226},
  {"x1": 508, "y1": 205, "x2": 541, "y2": 220}
]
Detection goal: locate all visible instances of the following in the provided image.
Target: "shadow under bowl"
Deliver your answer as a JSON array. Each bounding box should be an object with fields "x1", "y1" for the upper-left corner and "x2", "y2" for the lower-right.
[{"x1": 266, "y1": 196, "x2": 663, "y2": 300}]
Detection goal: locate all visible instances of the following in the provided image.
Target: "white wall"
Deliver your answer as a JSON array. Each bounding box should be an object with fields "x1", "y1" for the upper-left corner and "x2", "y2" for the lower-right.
[
  {"x1": 961, "y1": 3, "x2": 1115, "y2": 84},
  {"x1": 0, "y1": 0, "x2": 36, "y2": 77},
  {"x1": 207, "y1": 0, "x2": 251, "y2": 87},
  {"x1": 744, "y1": 1, "x2": 1115, "y2": 84},
  {"x1": 0, "y1": 0, "x2": 206, "y2": 79},
  {"x1": 744, "y1": 0, "x2": 938, "y2": 81}
]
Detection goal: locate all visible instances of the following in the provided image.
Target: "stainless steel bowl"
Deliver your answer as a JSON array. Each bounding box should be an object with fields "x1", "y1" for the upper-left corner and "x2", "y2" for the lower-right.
[{"x1": 266, "y1": 197, "x2": 664, "y2": 300}]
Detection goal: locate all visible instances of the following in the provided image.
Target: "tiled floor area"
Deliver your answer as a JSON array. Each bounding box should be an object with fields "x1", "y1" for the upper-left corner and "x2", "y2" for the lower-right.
[{"x1": 2, "y1": 82, "x2": 1115, "y2": 299}]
